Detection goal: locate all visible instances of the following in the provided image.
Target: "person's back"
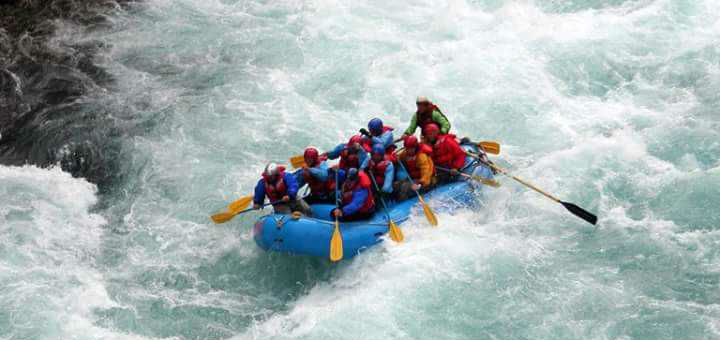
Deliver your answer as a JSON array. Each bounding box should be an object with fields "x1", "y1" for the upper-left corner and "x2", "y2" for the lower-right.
[
  {"x1": 326, "y1": 135, "x2": 370, "y2": 171},
  {"x1": 331, "y1": 168, "x2": 375, "y2": 222},
  {"x1": 300, "y1": 147, "x2": 335, "y2": 204},
  {"x1": 403, "y1": 96, "x2": 451, "y2": 139},
  {"x1": 422, "y1": 124, "x2": 465, "y2": 183},
  {"x1": 367, "y1": 144, "x2": 394, "y2": 197}
]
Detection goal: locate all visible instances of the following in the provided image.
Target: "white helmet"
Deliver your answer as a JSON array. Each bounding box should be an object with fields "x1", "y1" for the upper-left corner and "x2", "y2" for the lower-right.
[
  {"x1": 264, "y1": 162, "x2": 280, "y2": 177},
  {"x1": 416, "y1": 96, "x2": 430, "y2": 104}
]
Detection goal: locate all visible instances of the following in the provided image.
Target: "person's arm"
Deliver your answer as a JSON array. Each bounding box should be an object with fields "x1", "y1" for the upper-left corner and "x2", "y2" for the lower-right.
[
  {"x1": 403, "y1": 114, "x2": 418, "y2": 136},
  {"x1": 253, "y1": 179, "x2": 266, "y2": 205},
  {"x1": 418, "y1": 153, "x2": 434, "y2": 187},
  {"x1": 382, "y1": 163, "x2": 394, "y2": 193},
  {"x1": 285, "y1": 173, "x2": 299, "y2": 199},
  {"x1": 432, "y1": 110, "x2": 451, "y2": 134},
  {"x1": 308, "y1": 162, "x2": 329, "y2": 181},
  {"x1": 358, "y1": 151, "x2": 370, "y2": 170},
  {"x1": 372, "y1": 131, "x2": 394, "y2": 149},
  {"x1": 342, "y1": 188, "x2": 369, "y2": 216},
  {"x1": 326, "y1": 144, "x2": 345, "y2": 160}
]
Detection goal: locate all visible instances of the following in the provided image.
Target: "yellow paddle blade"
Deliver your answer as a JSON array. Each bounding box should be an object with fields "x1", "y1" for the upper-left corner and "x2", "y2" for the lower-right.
[
  {"x1": 471, "y1": 175, "x2": 501, "y2": 188},
  {"x1": 290, "y1": 155, "x2": 306, "y2": 169},
  {"x1": 388, "y1": 220, "x2": 404, "y2": 242},
  {"x1": 329, "y1": 219, "x2": 343, "y2": 262},
  {"x1": 418, "y1": 196, "x2": 438, "y2": 227},
  {"x1": 228, "y1": 196, "x2": 254, "y2": 213},
  {"x1": 479, "y1": 141, "x2": 500, "y2": 155},
  {"x1": 211, "y1": 212, "x2": 234, "y2": 224}
]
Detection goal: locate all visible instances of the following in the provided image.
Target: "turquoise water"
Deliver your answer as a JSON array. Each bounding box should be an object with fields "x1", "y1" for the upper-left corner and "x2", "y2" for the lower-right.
[{"x1": 1, "y1": 0, "x2": 720, "y2": 339}]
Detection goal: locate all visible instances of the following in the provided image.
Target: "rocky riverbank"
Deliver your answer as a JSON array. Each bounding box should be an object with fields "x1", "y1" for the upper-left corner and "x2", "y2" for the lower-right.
[{"x1": 0, "y1": 0, "x2": 135, "y2": 189}]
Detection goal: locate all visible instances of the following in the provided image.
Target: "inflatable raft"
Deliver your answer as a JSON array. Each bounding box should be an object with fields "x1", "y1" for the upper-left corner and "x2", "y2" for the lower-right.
[{"x1": 252, "y1": 144, "x2": 494, "y2": 259}]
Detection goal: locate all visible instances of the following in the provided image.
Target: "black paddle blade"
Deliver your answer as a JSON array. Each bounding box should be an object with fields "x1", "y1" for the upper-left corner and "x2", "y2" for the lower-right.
[{"x1": 561, "y1": 201, "x2": 598, "y2": 225}]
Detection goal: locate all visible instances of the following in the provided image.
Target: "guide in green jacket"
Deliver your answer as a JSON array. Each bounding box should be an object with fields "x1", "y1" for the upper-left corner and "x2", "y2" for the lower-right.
[{"x1": 402, "y1": 96, "x2": 451, "y2": 138}]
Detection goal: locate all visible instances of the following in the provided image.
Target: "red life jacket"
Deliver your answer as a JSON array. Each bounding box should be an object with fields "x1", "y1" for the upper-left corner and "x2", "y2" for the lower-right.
[
  {"x1": 403, "y1": 144, "x2": 433, "y2": 180},
  {"x1": 341, "y1": 171, "x2": 375, "y2": 213},
  {"x1": 368, "y1": 158, "x2": 391, "y2": 188},
  {"x1": 431, "y1": 134, "x2": 466, "y2": 169},
  {"x1": 263, "y1": 166, "x2": 288, "y2": 201},
  {"x1": 339, "y1": 149, "x2": 360, "y2": 170},
  {"x1": 302, "y1": 158, "x2": 331, "y2": 195}
]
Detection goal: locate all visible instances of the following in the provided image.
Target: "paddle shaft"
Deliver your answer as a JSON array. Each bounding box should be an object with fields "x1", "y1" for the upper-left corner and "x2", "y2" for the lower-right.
[
  {"x1": 466, "y1": 152, "x2": 561, "y2": 203},
  {"x1": 465, "y1": 151, "x2": 597, "y2": 225},
  {"x1": 396, "y1": 159, "x2": 422, "y2": 196},
  {"x1": 368, "y1": 169, "x2": 393, "y2": 218}
]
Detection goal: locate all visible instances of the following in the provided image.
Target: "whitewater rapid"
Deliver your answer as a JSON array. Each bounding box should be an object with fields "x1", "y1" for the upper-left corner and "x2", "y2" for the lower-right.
[{"x1": 2, "y1": 0, "x2": 720, "y2": 339}]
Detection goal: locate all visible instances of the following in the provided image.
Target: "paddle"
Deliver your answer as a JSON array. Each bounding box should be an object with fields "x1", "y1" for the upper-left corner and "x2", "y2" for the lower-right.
[
  {"x1": 467, "y1": 152, "x2": 598, "y2": 225},
  {"x1": 435, "y1": 167, "x2": 501, "y2": 188},
  {"x1": 368, "y1": 169, "x2": 404, "y2": 242},
  {"x1": 329, "y1": 168, "x2": 343, "y2": 262},
  {"x1": 210, "y1": 195, "x2": 254, "y2": 224},
  {"x1": 396, "y1": 160, "x2": 438, "y2": 227},
  {"x1": 290, "y1": 155, "x2": 306, "y2": 169},
  {"x1": 478, "y1": 141, "x2": 500, "y2": 155}
]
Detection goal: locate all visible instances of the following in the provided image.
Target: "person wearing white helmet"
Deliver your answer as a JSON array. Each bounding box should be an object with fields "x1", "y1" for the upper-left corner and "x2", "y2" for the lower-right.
[
  {"x1": 402, "y1": 96, "x2": 451, "y2": 139},
  {"x1": 253, "y1": 162, "x2": 311, "y2": 215}
]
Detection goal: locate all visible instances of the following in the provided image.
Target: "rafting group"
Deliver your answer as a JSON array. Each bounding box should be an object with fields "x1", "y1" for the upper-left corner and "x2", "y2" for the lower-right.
[
  {"x1": 211, "y1": 96, "x2": 597, "y2": 262},
  {"x1": 253, "y1": 96, "x2": 485, "y2": 222}
]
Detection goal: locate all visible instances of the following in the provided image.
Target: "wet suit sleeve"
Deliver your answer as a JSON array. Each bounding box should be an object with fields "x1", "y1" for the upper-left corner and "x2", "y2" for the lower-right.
[
  {"x1": 284, "y1": 173, "x2": 299, "y2": 199},
  {"x1": 253, "y1": 179, "x2": 266, "y2": 205},
  {"x1": 372, "y1": 131, "x2": 394, "y2": 149},
  {"x1": 433, "y1": 110, "x2": 451, "y2": 134},
  {"x1": 382, "y1": 162, "x2": 394, "y2": 193},
  {"x1": 308, "y1": 162, "x2": 328, "y2": 181},
  {"x1": 342, "y1": 187, "x2": 369, "y2": 216},
  {"x1": 326, "y1": 144, "x2": 345, "y2": 160},
  {"x1": 358, "y1": 151, "x2": 370, "y2": 170},
  {"x1": 417, "y1": 153, "x2": 433, "y2": 187},
  {"x1": 403, "y1": 113, "x2": 418, "y2": 136}
]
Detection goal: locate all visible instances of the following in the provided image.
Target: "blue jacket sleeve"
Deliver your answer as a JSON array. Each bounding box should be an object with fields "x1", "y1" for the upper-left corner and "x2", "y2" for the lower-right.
[
  {"x1": 253, "y1": 179, "x2": 266, "y2": 205},
  {"x1": 326, "y1": 144, "x2": 345, "y2": 160},
  {"x1": 358, "y1": 151, "x2": 370, "y2": 170},
  {"x1": 372, "y1": 131, "x2": 394, "y2": 149},
  {"x1": 284, "y1": 172, "x2": 299, "y2": 199},
  {"x1": 308, "y1": 162, "x2": 329, "y2": 181},
  {"x1": 342, "y1": 187, "x2": 369, "y2": 216},
  {"x1": 382, "y1": 163, "x2": 394, "y2": 193}
]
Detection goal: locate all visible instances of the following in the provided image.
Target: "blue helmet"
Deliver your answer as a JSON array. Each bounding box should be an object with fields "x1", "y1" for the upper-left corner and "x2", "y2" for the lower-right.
[
  {"x1": 371, "y1": 144, "x2": 385, "y2": 156},
  {"x1": 368, "y1": 118, "x2": 383, "y2": 135},
  {"x1": 347, "y1": 168, "x2": 359, "y2": 181}
]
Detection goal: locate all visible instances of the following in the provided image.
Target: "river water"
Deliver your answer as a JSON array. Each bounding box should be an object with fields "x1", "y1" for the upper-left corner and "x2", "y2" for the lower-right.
[{"x1": 1, "y1": 0, "x2": 719, "y2": 339}]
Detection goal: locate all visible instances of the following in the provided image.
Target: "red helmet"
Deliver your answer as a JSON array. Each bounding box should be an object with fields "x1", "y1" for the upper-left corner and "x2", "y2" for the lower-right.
[
  {"x1": 422, "y1": 123, "x2": 440, "y2": 136},
  {"x1": 347, "y1": 135, "x2": 363, "y2": 147},
  {"x1": 404, "y1": 135, "x2": 419, "y2": 149},
  {"x1": 304, "y1": 147, "x2": 319, "y2": 166}
]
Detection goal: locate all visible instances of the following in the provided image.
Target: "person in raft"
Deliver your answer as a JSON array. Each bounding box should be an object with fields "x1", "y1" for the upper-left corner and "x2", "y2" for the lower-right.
[
  {"x1": 331, "y1": 168, "x2": 376, "y2": 222},
  {"x1": 326, "y1": 135, "x2": 370, "y2": 171},
  {"x1": 362, "y1": 117, "x2": 395, "y2": 152},
  {"x1": 253, "y1": 162, "x2": 312, "y2": 216},
  {"x1": 423, "y1": 123, "x2": 467, "y2": 183},
  {"x1": 367, "y1": 144, "x2": 395, "y2": 199},
  {"x1": 393, "y1": 135, "x2": 435, "y2": 201},
  {"x1": 298, "y1": 147, "x2": 338, "y2": 205},
  {"x1": 402, "y1": 96, "x2": 451, "y2": 139}
]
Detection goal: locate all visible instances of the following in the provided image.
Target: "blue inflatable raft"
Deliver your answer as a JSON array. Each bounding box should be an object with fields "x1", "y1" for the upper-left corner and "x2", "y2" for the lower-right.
[{"x1": 252, "y1": 144, "x2": 494, "y2": 260}]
